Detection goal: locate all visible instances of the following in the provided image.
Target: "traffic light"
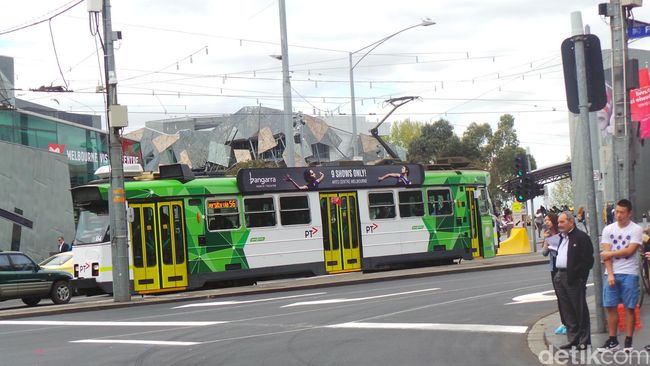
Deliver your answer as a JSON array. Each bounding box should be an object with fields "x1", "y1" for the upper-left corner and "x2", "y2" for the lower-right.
[
  {"x1": 514, "y1": 187, "x2": 526, "y2": 202},
  {"x1": 514, "y1": 153, "x2": 528, "y2": 178},
  {"x1": 513, "y1": 176, "x2": 545, "y2": 202}
]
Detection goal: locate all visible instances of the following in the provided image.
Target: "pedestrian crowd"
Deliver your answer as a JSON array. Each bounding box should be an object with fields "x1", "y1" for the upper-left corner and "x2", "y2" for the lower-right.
[{"x1": 542, "y1": 199, "x2": 650, "y2": 353}]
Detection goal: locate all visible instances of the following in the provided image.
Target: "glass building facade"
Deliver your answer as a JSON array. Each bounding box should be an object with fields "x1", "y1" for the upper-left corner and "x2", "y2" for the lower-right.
[{"x1": 0, "y1": 109, "x2": 141, "y2": 187}]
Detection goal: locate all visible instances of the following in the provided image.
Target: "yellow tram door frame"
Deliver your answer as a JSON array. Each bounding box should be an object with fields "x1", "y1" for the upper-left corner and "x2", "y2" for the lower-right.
[
  {"x1": 157, "y1": 201, "x2": 188, "y2": 290},
  {"x1": 465, "y1": 188, "x2": 481, "y2": 258},
  {"x1": 129, "y1": 203, "x2": 161, "y2": 292},
  {"x1": 339, "y1": 193, "x2": 361, "y2": 272},
  {"x1": 319, "y1": 192, "x2": 361, "y2": 274},
  {"x1": 320, "y1": 193, "x2": 342, "y2": 273}
]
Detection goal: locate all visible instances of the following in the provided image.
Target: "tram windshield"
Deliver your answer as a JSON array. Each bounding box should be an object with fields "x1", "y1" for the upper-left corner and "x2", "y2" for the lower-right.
[{"x1": 75, "y1": 209, "x2": 110, "y2": 244}]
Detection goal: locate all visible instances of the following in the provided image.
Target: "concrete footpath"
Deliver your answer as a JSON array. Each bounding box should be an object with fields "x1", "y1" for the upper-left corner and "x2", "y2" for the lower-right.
[{"x1": 528, "y1": 294, "x2": 650, "y2": 365}]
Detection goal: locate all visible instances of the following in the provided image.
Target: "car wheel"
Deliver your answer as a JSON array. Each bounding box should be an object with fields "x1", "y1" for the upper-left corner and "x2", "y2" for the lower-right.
[
  {"x1": 22, "y1": 297, "x2": 41, "y2": 306},
  {"x1": 50, "y1": 281, "x2": 72, "y2": 304}
]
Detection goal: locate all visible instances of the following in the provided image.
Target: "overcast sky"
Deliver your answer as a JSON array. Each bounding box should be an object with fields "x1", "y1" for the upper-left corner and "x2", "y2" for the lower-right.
[{"x1": 2, "y1": 0, "x2": 650, "y2": 168}]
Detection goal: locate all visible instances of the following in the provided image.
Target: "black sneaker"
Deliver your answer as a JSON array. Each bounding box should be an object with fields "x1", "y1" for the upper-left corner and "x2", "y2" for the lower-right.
[
  {"x1": 624, "y1": 337, "x2": 633, "y2": 353},
  {"x1": 596, "y1": 338, "x2": 620, "y2": 353}
]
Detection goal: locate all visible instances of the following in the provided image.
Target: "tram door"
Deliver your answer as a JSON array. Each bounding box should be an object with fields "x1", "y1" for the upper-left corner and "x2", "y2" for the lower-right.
[
  {"x1": 129, "y1": 201, "x2": 188, "y2": 293},
  {"x1": 465, "y1": 188, "x2": 483, "y2": 258},
  {"x1": 319, "y1": 193, "x2": 362, "y2": 273}
]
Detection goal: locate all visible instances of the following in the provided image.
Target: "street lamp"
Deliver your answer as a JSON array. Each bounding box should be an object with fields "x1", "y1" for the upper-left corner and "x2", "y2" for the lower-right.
[{"x1": 349, "y1": 19, "x2": 435, "y2": 159}]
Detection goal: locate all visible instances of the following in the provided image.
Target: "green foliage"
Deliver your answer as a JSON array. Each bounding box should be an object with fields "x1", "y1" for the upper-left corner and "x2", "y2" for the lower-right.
[
  {"x1": 403, "y1": 113, "x2": 533, "y2": 206},
  {"x1": 388, "y1": 119, "x2": 423, "y2": 149},
  {"x1": 406, "y1": 119, "x2": 461, "y2": 163},
  {"x1": 460, "y1": 122, "x2": 492, "y2": 168},
  {"x1": 549, "y1": 178, "x2": 573, "y2": 209}
]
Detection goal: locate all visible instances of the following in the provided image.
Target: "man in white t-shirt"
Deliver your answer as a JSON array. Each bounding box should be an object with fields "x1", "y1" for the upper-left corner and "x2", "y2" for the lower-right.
[{"x1": 597, "y1": 199, "x2": 644, "y2": 353}]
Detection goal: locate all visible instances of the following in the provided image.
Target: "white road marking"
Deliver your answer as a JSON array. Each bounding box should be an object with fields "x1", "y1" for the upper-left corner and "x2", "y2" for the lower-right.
[
  {"x1": 325, "y1": 322, "x2": 528, "y2": 334},
  {"x1": 506, "y1": 283, "x2": 593, "y2": 305},
  {"x1": 282, "y1": 288, "x2": 440, "y2": 307},
  {"x1": 71, "y1": 339, "x2": 201, "y2": 346},
  {"x1": 506, "y1": 289, "x2": 557, "y2": 305},
  {"x1": 0, "y1": 320, "x2": 225, "y2": 327},
  {"x1": 173, "y1": 292, "x2": 327, "y2": 309}
]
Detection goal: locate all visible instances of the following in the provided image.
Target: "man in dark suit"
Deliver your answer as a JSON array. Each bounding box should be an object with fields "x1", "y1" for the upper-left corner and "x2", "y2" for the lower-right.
[
  {"x1": 553, "y1": 211, "x2": 594, "y2": 350},
  {"x1": 57, "y1": 236, "x2": 71, "y2": 253}
]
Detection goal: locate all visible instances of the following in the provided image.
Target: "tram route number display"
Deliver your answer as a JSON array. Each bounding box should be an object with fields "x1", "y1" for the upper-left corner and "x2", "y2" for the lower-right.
[{"x1": 207, "y1": 200, "x2": 237, "y2": 209}]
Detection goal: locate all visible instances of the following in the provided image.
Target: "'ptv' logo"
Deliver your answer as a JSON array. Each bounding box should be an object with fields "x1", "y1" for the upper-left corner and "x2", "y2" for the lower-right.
[{"x1": 304, "y1": 227, "x2": 319, "y2": 238}]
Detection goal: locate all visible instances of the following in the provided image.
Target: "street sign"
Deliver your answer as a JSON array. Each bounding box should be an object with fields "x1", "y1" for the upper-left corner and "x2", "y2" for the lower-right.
[{"x1": 628, "y1": 19, "x2": 650, "y2": 39}]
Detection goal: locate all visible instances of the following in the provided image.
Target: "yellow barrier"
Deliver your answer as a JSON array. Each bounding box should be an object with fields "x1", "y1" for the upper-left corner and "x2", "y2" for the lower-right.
[{"x1": 497, "y1": 227, "x2": 531, "y2": 255}]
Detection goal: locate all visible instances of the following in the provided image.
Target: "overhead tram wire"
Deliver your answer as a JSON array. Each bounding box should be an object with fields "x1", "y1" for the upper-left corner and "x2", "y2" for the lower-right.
[
  {"x1": 0, "y1": 0, "x2": 84, "y2": 35},
  {"x1": 115, "y1": 61, "x2": 562, "y2": 92},
  {"x1": 441, "y1": 56, "x2": 562, "y2": 115},
  {"x1": 48, "y1": 19, "x2": 69, "y2": 90},
  {"x1": 59, "y1": 107, "x2": 565, "y2": 118},
  {"x1": 10, "y1": 8, "x2": 564, "y2": 112},
  {"x1": 115, "y1": 50, "x2": 562, "y2": 92}
]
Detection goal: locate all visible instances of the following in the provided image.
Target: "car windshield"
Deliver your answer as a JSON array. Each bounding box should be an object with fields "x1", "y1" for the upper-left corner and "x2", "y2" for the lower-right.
[
  {"x1": 75, "y1": 210, "x2": 110, "y2": 244},
  {"x1": 40, "y1": 254, "x2": 73, "y2": 266}
]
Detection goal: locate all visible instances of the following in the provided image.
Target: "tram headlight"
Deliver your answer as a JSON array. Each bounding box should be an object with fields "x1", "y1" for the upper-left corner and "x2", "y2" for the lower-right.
[{"x1": 92, "y1": 262, "x2": 99, "y2": 276}]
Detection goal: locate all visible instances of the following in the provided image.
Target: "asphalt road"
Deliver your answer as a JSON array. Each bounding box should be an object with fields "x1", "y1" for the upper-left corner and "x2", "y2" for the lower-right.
[{"x1": 0, "y1": 264, "x2": 555, "y2": 366}]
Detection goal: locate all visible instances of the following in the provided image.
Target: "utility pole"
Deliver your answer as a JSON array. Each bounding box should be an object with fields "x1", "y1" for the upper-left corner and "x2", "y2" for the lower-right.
[
  {"x1": 102, "y1": 0, "x2": 130, "y2": 302},
  {"x1": 349, "y1": 52, "x2": 358, "y2": 159},
  {"x1": 610, "y1": 0, "x2": 631, "y2": 200},
  {"x1": 525, "y1": 148, "x2": 536, "y2": 252},
  {"x1": 278, "y1": 0, "x2": 295, "y2": 167},
  {"x1": 571, "y1": 12, "x2": 605, "y2": 333}
]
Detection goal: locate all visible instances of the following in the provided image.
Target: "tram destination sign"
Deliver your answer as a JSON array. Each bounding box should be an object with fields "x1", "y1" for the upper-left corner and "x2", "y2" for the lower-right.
[{"x1": 237, "y1": 164, "x2": 424, "y2": 193}]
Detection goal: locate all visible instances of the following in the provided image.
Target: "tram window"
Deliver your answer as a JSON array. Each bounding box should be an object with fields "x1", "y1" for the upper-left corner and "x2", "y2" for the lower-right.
[
  {"x1": 144, "y1": 207, "x2": 157, "y2": 267},
  {"x1": 173, "y1": 205, "x2": 185, "y2": 264},
  {"x1": 398, "y1": 191, "x2": 424, "y2": 218},
  {"x1": 477, "y1": 188, "x2": 490, "y2": 214},
  {"x1": 131, "y1": 208, "x2": 143, "y2": 268},
  {"x1": 280, "y1": 195, "x2": 311, "y2": 225},
  {"x1": 244, "y1": 197, "x2": 276, "y2": 228},
  {"x1": 206, "y1": 198, "x2": 241, "y2": 231},
  {"x1": 368, "y1": 192, "x2": 396, "y2": 219},
  {"x1": 427, "y1": 189, "x2": 453, "y2": 216},
  {"x1": 159, "y1": 205, "x2": 173, "y2": 265}
]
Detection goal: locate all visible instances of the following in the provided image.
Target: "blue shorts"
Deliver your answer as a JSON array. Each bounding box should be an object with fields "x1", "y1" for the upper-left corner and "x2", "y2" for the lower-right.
[{"x1": 602, "y1": 274, "x2": 639, "y2": 309}]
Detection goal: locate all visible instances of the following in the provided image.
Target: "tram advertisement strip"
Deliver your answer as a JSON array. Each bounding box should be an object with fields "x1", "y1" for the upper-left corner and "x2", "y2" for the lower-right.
[{"x1": 237, "y1": 164, "x2": 424, "y2": 193}]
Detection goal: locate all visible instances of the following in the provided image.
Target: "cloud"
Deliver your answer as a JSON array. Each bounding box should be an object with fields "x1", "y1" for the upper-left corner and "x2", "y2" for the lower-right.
[{"x1": 3, "y1": 0, "x2": 650, "y2": 167}]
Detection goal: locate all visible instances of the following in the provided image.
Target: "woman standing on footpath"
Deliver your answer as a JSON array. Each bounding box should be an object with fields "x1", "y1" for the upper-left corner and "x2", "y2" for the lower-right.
[
  {"x1": 542, "y1": 212, "x2": 567, "y2": 334},
  {"x1": 576, "y1": 207, "x2": 589, "y2": 234}
]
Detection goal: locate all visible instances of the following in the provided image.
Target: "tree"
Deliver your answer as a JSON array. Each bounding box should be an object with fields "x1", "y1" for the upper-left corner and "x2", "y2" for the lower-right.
[
  {"x1": 484, "y1": 115, "x2": 522, "y2": 204},
  {"x1": 549, "y1": 178, "x2": 573, "y2": 209},
  {"x1": 460, "y1": 122, "x2": 492, "y2": 168},
  {"x1": 406, "y1": 119, "x2": 460, "y2": 163},
  {"x1": 387, "y1": 119, "x2": 422, "y2": 149},
  {"x1": 401, "y1": 113, "x2": 537, "y2": 208}
]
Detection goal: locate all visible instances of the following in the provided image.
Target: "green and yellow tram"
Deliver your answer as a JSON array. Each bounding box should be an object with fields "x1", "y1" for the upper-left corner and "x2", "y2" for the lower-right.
[{"x1": 70, "y1": 163, "x2": 497, "y2": 294}]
